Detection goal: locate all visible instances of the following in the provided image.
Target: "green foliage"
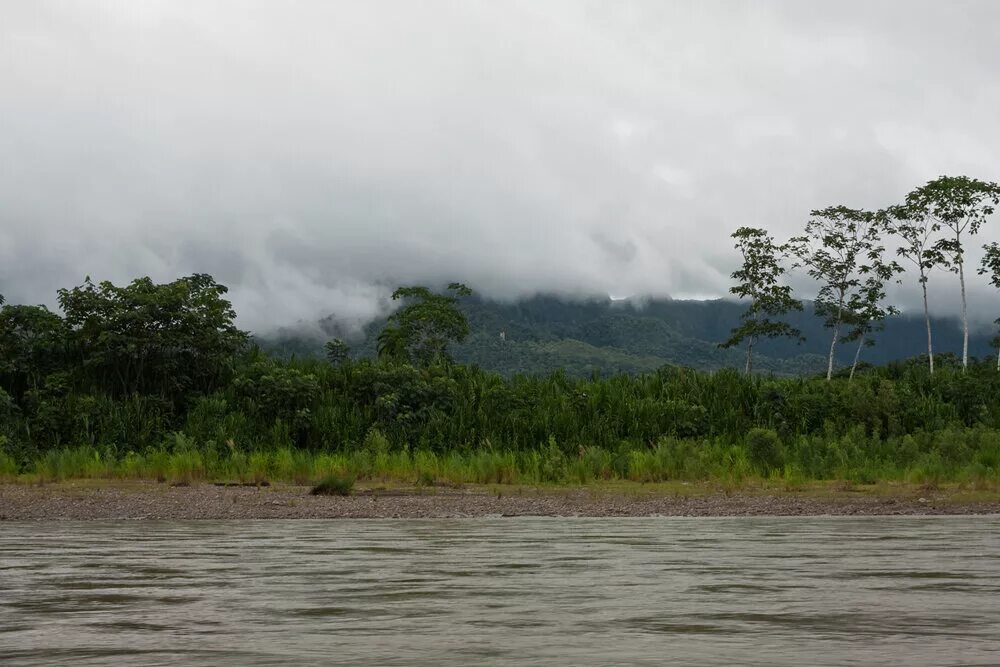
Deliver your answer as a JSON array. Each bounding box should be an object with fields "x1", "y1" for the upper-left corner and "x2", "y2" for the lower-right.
[
  {"x1": 260, "y1": 293, "x2": 996, "y2": 379},
  {"x1": 720, "y1": 227, "x2": 802, "y2": 374},
  {"x1": 4, "y1": 267, "x2": 1000, "y2": 488},
  {"x1": 363, "y1": 427, "x2": 391, "y2": 454},
  {"x1": 311, "y1": 474, "x2": 355, "y2": 496},
  {"x1": 56, "y1": 273, "x2": 248, "y2": 401},
  {"x1": 904, "y1": 175, "x2": 999, "y2": 241},
  {"x1": 788, "y1": 207, "x2": 897, "y2": 379},
  {"x1": 9, "y1": 424, "x2": 1000, "y2": 486},
  {"x1": 981, "y1": 242, "x2": 1000, "y2": 290},
  {"x1": 0, "y1": 445, "x2": 18, "y2": 479},
  {"x1": 979, "y1": 243, "x2": 1000, "y2": 370},
  {"x1": 0, "y1": 304, "x2": 68, "y2": 401},
  {"x1": 903, "y1": 175, "x2": 1000, "y2": 370},
  {"x1": 234, "y1": 362, "x2": 320, "y2": 421},
  {"x1": 9, "y1": 340, "x2": 1000, "y2": 469},
  {"x1": 380, "y1": 283, "x2": 472, "y2": 366},
  {"x1": 324, "y1": 338, "x2": 350, "y2": 366},
  {"x1": 745, "y1": 428, "x2": 782, "y2": 473}
]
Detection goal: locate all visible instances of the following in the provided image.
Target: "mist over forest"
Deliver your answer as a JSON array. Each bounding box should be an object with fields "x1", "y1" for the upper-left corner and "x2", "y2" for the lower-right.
[{"x1": 3, "y1": 2, "x2": 1000, "y2": 333}]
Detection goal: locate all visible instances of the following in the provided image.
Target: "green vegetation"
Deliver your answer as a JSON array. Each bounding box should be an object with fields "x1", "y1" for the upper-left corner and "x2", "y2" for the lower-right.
[
  {"x1": 311, "y1": 474, "x2": 355, "y2": 496},
  {"x1": 7, "y1": 421, "x2": 1000, "y2": 489},
  {"x1": 2, "y1": 174, "x2": 1000, "y2": 489},
  {"x1": 719, "y1": 226, "x2": 802, "y2": 375},
  {"x1": 3, "y1": 289, "x2": 1000, "y2": 487}
]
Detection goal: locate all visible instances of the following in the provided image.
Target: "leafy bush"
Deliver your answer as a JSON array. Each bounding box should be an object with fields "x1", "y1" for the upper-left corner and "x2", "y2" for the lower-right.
[
  {"x1": 0, "y1": 446, "x2": 18, "y2": 479},
  {"x1": 311, "y1": 474, "x2": 355, "y2": 496},
  {"x1": 745, "y1": 428, "x2": 782, "y2": 472},
  {"x1": 363, "y1": 428, "x2": 391, "y2": 455}
]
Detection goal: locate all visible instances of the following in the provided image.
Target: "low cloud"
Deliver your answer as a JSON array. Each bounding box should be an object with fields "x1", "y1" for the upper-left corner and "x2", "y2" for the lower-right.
[{"x1": 1, "y1": 1, "x2": 998, "y2": 332}]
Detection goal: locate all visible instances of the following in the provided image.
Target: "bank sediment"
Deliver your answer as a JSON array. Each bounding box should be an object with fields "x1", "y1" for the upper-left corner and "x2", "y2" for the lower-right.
[{"x1": 1, "y1": 481, "x2": 998, "y2": 520}]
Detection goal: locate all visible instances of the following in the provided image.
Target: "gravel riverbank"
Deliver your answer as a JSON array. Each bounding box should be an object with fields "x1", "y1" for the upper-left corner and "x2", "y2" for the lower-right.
[{"x1": 2, "y1": 481, "x2": 999, "y2": 520}]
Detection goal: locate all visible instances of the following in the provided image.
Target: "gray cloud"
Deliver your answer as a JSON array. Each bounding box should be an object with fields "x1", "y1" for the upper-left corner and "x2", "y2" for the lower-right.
[{"x1": 1, "y1": 0, "x2": 999, "y2": 332}]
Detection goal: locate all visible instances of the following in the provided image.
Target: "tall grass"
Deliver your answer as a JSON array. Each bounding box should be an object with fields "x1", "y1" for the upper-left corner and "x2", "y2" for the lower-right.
[{"x1": 12, "y1": 425, "x2": 1000, "y2": 487}]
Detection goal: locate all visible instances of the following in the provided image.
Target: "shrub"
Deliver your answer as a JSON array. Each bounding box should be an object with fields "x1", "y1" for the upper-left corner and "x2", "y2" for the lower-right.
[
  {"x1": 745, "y1": 428, "x2": 782, "y2": 473},
  {"x1": 248, "y1": 451, "x2": 270, "y2": 485},
  {"x1": 169, "y1": 450, "x2": 205, "y2": 486},
  {"x1": 539, "y1": 436, "x2": 566, "y2": 482},
  {"x1": 363, "y1": 428, "x2": 391, "y2": 454},
  {"x1": 311, "y1": 474, "x2": 355, "y2": 496},
  {"x1": 0, "y1": 449, "x2": 17, "y2": 479}
]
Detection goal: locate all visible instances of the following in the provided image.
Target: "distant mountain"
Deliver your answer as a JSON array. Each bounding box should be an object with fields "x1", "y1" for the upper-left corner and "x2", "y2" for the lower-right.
[{"x1": 257, "y1": 295, "x2": 995, "y2": 376}]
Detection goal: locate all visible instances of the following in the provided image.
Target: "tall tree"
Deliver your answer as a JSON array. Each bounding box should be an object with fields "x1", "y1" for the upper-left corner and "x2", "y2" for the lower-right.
[
  {"x1": 720, "y1": 227, "x2": 802, "y2": 375},
  {"x1": 980, "y1": 242, "x2": 1000, "y2": 371},
  {"x1": 886, "y1": 204, "x2": 949, "y2": 375},
  {"x1": 57, "y1": 274, "x2": 247, "y2": 401},
  {"x1": 376, "y1": 327, "x2": 410, "y2": 363},
  {"x1": 324, "y1": 338, "x2": 350, "y2": 366},
  {"x1": 904, "y1": 176, "x2": 1000, "y2": 371},
  {"x1": 788, "y1": 207, "x2": 884, "y2": 381},
  {"x1": 842, "y1": 254, "x2": 902, "y2": 380},
  {"x1": 379, "y1": 283, "x2": 473, "y2": 366},
  {"x1": 0, "y1": 304, "x2": 68, "y2": 402}
]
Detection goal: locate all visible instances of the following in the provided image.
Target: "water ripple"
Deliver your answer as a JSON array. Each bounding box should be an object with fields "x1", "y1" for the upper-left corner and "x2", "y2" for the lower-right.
[{"x1": 0, "y1": 517, "x2": 998, "y2": 666}]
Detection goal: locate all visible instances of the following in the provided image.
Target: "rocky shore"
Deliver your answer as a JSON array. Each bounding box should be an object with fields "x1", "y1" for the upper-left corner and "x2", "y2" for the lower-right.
[{"x1": 2, "y1": 481, "x2": 999, "y2": 520}]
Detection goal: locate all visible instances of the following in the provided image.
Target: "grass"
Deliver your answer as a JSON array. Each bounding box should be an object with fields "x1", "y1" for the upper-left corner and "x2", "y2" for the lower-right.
[{"x1": 5, "y1": 439, "x2": 1000, "y2": 493}]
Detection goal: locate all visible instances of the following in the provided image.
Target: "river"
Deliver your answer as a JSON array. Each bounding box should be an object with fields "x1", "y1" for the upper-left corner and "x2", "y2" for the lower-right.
[{"x1": 1, "y1": 517, "x2": 998, "y2": 665}]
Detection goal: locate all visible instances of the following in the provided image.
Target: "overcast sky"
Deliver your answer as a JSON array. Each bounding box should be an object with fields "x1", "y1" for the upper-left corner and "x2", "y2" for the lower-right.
[{"x1": 2, "y1": 1, "x2": 999, "y2": 332}]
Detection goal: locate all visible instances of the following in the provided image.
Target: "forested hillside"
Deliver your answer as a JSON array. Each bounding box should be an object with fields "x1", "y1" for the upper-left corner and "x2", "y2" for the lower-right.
[{"x1": 259, "y1": 295, "x2": 992, "y2": 377}]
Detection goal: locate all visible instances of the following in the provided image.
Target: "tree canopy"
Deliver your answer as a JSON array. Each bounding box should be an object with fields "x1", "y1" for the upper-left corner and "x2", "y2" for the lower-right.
[
  {"x1": 378, "y1": 283, "x2": 473, "y2": 366},
  {"x1": 55, "y1": 273, "x2": 247, "y2": 401},
  {"x1": 720, "y1": 227, "x2": 802, "y2": 374}
]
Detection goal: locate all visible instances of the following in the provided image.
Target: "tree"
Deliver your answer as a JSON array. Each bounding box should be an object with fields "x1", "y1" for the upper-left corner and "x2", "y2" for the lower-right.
[
  {"x1": 324, "y1": 338, "x2": 350, "y2": 366},
  {"x1": 56, "y1": 274, "x2": 248, "y2": 402},
  {"x1": 376, "y1": 326, "x2": 410, "y2": 363},
  {"x1": 904, "y1": 176, "x2": 1000, "y2": 371},
  {"x1": 0, "y1": 304, "x2": 68, "y2": 402},
  {"x1": 378, "y1": 283, "x2": 473, "y2": 366},
  {"x1": 980, "y1": 242, "x2": 1000, "y2": 371},
  {"x1": 842, "y1": 256, "x2": 902, "y2": 380},
  {"x1": 720, "y1": 227, "x2": 802, "y2": 375},
  {"x1": 788, "y1": 207, "x2": 884, "y2": 381},
  {"x1": 993, "y1": 328, "x2": 1000, "y2": 372},
  {"x1": 886, "y1": 203, "x2": 950, "y2": 375}
]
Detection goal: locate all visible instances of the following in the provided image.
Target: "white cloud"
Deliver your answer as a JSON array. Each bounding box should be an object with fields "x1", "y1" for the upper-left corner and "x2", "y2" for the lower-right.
[{"x1": 0, "y1": 0, "x2": 998, "y2": 331}]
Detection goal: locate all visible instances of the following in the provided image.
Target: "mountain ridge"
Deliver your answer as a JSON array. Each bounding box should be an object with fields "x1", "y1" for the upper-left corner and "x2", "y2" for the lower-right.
[{"x1": 258, "y1": 294, "x2": 995, "y2": 376}]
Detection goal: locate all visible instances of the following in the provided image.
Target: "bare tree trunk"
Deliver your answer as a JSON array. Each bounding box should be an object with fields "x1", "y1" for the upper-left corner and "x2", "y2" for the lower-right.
[
  {"x1": 826, "y1": 304, "x2": 843, "y2": 381},
  {"x1": 996, "y1": 345, "x2": 999, "y2": 372},
  {"x1": 921, "y1": 279, "x2": 934, "y2": 375},
  {"x1": 826, "y1": 322, "x2": 840, "y2": 381},
  {"x1": 744, "y1": 307, "x2": 759, "y2": 376},
  {"x1": 959, "y1": 256, "x2": 968, "y2": 371},
  {"x1": 849, "y1": 331, "x2": 866, "y2": 381}
]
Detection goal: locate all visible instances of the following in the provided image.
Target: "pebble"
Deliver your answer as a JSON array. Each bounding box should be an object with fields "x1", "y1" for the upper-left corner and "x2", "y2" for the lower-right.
[{"x1": 0, "y1": 482, "x2": 996, "y2": 520}]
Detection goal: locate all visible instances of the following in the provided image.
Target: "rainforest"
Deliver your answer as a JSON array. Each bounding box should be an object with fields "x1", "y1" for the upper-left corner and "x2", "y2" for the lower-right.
[{"x1": 2, "y1": 175, "x2": 1000, "y2": 488}]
